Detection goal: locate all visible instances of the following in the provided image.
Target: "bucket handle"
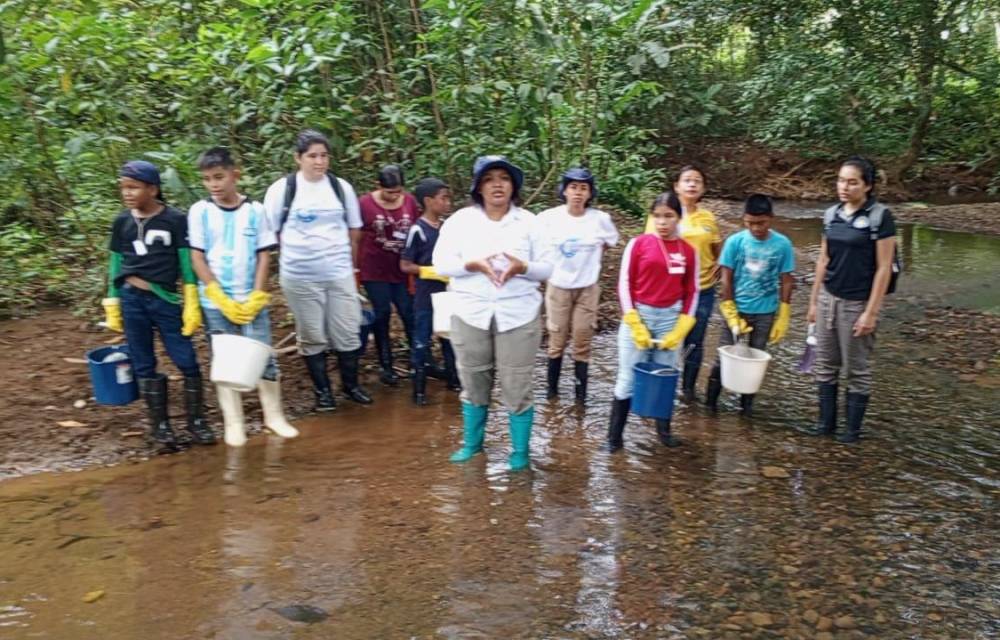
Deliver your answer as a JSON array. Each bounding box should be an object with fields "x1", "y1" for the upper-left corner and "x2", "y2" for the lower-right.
[{"x1": 642, "y1": 341, "x2": 693, "y2": 372}]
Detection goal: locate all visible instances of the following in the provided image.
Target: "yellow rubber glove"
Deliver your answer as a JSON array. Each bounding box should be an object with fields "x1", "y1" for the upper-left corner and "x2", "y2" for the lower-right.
[
  {"x1": 240, "y1": 290, "x2": 271, "y2": 320},
  {"x1": 181, "y1": 283, "x2": 202, "y2": 336},
  {"x1": 622, "y1": 309, "x2": 652, "y2": 350},
  {"x1": 660, "y1": 313, "x2": 697, "y2": 350},
  {"x1": 719, "y1": 300, "x2": 751, "y2": 335},
  {"x1": 101, "y1": 297, "x2": 124, "y2": 332},
  {"x1": 205, "y1": 281, "x2": 252, "y2": 325},
  {"x1": 418, "y1": 265, "x2": 449, "y2": 283},
  {"x1": 769, "y1": 302, "x2": 791, "y2": 344}
]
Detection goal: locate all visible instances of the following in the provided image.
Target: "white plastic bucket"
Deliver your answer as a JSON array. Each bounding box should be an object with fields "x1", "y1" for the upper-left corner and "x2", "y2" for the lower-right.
[
  {"x1": 432, "y1": 291, "x2": 458, "y2": 337},
  {"x1": 210, "y1": 334, "x2": 272, "y2": 392},
  {"x1": 718, "y1": 345, "x2": 773, "y2": 394}
]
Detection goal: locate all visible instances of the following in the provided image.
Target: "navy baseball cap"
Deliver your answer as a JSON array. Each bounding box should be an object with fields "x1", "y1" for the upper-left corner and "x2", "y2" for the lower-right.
[{"x1": 558, "y1": 167, "x2": 597, "y2": 206}]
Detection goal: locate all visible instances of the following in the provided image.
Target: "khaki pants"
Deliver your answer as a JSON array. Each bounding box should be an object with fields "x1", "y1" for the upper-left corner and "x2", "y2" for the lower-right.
[
  {"x1": 544, "y1": 282, "x2": 600, "y2": 361},
  {"x1": 281, "y1": 274, "x2": 362, "y2": 356},
  {"x1": 814, "y1": 287, "x2": 876, "y2": 394},
  {"x1": 450, "y1": 314, "x2": 541, "y2": 414}
]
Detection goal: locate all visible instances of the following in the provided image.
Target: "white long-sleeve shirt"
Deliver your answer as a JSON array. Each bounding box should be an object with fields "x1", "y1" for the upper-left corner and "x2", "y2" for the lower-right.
[{"x1": 433, "y1": 204, "x2": 554, "y2": 331}]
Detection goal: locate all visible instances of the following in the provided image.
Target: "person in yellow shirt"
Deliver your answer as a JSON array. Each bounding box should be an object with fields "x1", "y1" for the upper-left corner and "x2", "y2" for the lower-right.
[{"x1": 644, "y1": 165, "x2": 721, "y2": 402}]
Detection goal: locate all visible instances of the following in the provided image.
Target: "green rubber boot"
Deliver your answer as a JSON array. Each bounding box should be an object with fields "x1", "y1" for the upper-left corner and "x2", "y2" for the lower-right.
[
  {"x1": 449, "y1": 402, "x2": 487, "y2": 463},
  {"x1": 508, "y1": 407, "x2": 534, "y2": 471}
]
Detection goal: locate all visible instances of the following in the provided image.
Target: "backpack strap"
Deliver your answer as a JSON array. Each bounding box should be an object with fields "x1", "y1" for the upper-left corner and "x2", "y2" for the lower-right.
[
  {"x1": 866, "y1": 202, "x2": 886, "y2": 241},
  {"x1": 279, "y1": 171, "x2": 348, "y2": 233},
  {"x1": 279, "y1": 173, "x2": 297, "y2": 232},
  {"x1": 822, "y1": 204, "x2": 839, "y2": 231},
  {"x1": 325, "y1": 171, "x2": 346, "y2": 206}
]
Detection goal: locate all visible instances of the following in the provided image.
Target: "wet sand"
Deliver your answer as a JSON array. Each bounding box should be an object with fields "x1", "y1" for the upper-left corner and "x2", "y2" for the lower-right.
[{"x1": 1, "y1": 317, "x2": 998, "y2": 638}]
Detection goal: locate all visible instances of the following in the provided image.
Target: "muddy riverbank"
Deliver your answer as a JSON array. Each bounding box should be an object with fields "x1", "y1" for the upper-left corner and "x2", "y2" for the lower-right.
[{"x1": 1, "y1": 202, "x2": 998, "y2": 479}]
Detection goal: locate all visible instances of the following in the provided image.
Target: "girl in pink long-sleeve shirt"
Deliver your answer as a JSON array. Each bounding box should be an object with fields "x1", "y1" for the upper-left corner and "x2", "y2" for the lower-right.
[{"x1": 608, "y1": 191, "x2": 699, "y2": 452}]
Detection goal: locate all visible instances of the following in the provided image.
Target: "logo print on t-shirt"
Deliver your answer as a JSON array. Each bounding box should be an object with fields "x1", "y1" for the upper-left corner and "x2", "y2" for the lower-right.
[
  {"x1": 295, "y1": 210, "x2": 317, "y2": 224},
  {"x1": 852, "y1": 216, "x2": 871, "y2": 229},
  {"x1": 560, "y1": 237, "x2": 581, "y2": 258},
  {"x1": 145, "y1": 230, "x2": 172, "y2": 246}
]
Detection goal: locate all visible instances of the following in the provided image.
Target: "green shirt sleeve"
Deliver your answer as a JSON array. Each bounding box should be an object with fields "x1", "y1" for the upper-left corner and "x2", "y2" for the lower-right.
[{"x1": 107, "y1": 251, "x2": 122, "y2": 298}]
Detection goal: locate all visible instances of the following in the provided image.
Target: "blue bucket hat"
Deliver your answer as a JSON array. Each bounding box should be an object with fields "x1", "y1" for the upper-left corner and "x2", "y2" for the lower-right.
[
  {"x1": 558, "y1": 167, "x2": 597, "y2": 206},
  {"x1": 119, "y1": 160, "x2": 161, "y2": 186},
  {"x1": 469, "y1": 155, "x2": 524, "y2": 206}
]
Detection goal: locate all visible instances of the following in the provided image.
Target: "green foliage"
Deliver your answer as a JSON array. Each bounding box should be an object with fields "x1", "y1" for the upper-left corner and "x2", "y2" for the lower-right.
[{"x1": 1, "y1": 0, "x2": 998, "y2": 316}]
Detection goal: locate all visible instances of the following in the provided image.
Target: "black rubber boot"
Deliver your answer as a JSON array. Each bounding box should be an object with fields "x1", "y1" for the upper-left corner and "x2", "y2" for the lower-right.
[
  {"x1": 655, "y1": 418, "x2": 681, "y2": 448},
  {"x1": 378, "y1": 343, "x2": 400, "y2": 386},
  {"x1": 705, "y1": 367, "x2": 722, "y2": 414},
  {"x1": 303, "y1": 352, "x2": 337, "y2": 412},
  {"x1": 412, "y1": 365, "x2": 428, "y2": 406},
  {"x1": 425, "y1": 359, "x2": 447, "y2": 381},
  {"x1": 183, "y1": 376, "x2": 216, "y2": 445},
  {"x1": 546, "y1": 357, "x2": 562, "y2": 399},
  {"x1": 739, "y1": 394, "x2": 755, "y2": 419},
  {"x1": 442, "y1": 341, "x2": 462, "y2": 392},
  {"x1": 606, "y1": 398, "x2": 630, "y2": 452},
  {"x1": 337, "y1": 349, "x2": 373, "y2": 405},
  {"x1": 838, "y1": 392, "x2": 868, "y2": 444},
  {"x1": 681, "y1": 362, "x2": 698, "y2": 403},
  {"x1": 138, "y1": 374, "x2": 180, "y2": 449},
  {"x1": 810, "y1": 382, "x2": 838, "y2": 436},
  {"x1": 573, "y1": 360, "x2": 589, "y2": 404}
]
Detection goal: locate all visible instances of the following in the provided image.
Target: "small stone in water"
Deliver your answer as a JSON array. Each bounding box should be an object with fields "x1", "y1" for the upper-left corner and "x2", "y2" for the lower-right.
[
  {"x1": 270, "y1": 604, "x2": 329, "y2": 624},
  {"x1": 761, "y1": 466, "x2": 790, "y2": 479},
  {"x1": 803, "y1": 609, "x2": 819, "y2": 624},
  {"x1": 834, "y1": 615, "x2": 857, "y2": 629},
  {"x1": 74, "y1": 399, "x2": 87, "y2": 409},
  {"x1": 749, "y1": 612, "x2": 773, "y2": 627},
  {"x1": 816, "y1": 616, "x2": 833, "y2": 631},
  {"x1": 82, "y1": 590, "x2": 105, "y2": 603}
]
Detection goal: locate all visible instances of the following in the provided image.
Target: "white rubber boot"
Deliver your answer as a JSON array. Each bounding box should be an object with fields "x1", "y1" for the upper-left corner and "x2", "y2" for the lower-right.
[
  {"x1": 258, "y1": 379, "x2": 299, "y2": 439},
  {"x1": 216, "y1": 385, "x2": 247, "y2": 447}
]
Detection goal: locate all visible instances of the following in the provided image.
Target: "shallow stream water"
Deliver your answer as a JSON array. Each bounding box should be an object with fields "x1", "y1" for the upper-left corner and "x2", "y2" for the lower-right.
[{"x1": 0, "y1": 212, "x2": 997, "y2": 639}]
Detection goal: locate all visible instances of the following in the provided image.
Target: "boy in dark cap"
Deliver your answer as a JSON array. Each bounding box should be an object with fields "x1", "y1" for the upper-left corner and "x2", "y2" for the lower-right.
[
  {"x1": 102, "y1": 160, "x2": 214, "y2": 449},
  {"x1": 705, "y1": 194, "x2": 795, "y2": 417}
]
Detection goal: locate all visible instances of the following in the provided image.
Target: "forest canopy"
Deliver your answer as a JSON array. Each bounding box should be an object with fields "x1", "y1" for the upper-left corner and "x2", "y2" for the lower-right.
[{"x1": 1, "y1": 0, "x2": 998, "y2": 313}]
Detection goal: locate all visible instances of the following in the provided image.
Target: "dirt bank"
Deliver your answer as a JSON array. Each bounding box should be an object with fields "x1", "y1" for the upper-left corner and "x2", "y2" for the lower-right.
[{"x1": 1, "y1": 206, "x2": 997, "y2": 479}]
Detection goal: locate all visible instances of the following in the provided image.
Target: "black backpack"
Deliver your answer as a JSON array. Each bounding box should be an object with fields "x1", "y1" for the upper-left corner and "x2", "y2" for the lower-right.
[
  {"x1": 823, "y1": 202, "x2": 901, "y2": 294},
  {"x1": 277, "y1": 171, "x2": 346, "y2": 232}
]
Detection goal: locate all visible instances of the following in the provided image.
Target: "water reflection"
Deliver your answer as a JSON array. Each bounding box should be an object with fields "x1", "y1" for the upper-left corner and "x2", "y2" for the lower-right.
[{"x1": 0, "y1": 229, "x2": 998, "y2": 637}]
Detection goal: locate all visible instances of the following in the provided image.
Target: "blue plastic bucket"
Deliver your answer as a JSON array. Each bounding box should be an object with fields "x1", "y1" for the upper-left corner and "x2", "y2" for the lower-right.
[
  {"x1": 632, "y1": 359, "x2": 680, "y2": 419},
  {"x1": 86, "y1": 345, "x2": 139, "y2": 406}
]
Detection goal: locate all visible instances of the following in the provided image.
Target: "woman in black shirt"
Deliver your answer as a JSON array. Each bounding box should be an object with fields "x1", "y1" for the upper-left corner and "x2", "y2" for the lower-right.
[{"x1": 806, "y1": 156, "x2": 897, "y2": 443}]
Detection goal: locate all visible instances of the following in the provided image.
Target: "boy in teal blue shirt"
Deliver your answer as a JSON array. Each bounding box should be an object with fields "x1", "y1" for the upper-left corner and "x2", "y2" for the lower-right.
[{"x1": 705, "y1": 194, "x2": 795, "y2": 417}]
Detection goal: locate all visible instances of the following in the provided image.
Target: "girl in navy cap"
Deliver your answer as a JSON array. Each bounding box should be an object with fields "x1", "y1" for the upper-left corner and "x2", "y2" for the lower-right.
[
  {"x1": 432, "y1": 156, "x2": 555, "y2": 471},
  {"x1": 537, "y1": 168, "x2": 619, "y2": 403},
  {"x1": 102, "y1": 160, "x2": 214, "y2": 449}
]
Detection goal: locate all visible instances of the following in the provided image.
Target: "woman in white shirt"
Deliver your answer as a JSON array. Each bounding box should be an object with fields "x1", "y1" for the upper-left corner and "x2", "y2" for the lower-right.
[
  {"x1": 263, "y1": 129, "x2": 373, "y2": 412},
  {"x1": 433, "y1": 156, "x2": 554, "y2": 471},
  {"x1": 537, "y1": 168, "x2": 619, "y2": 403}
]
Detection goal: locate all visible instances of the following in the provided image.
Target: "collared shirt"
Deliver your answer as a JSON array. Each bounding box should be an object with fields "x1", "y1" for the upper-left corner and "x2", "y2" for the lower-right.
[
  {"x1": 432, "y1": 204, "x2": 554, "y2": 331},
  {"x1": 823, "y1": 198, "x2": 896, "y2": 301},
  {"x1": 187, "y1": 198, "x2": 277, "y2": 309},
  {"x1": 537, "y1": 204, "x2": 619, "y2": 289}
]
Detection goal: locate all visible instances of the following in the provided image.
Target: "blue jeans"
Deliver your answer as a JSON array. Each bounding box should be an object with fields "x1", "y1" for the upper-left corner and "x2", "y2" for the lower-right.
[
  {"x1": 203, "y1": 307, "x2": 278, "y2": 380},
  {"x1": 682, "y1": 286, "x2": 716, "y2": 390},
  {"x1": 614, "y1": 302, "x2": 681, "y2": 400},
  {"x1": 411, "y1": 308, "x2": 455, "y2": 371},
  {"x1": 120, "y1": 284, "x2": 200, "y2": 379}
]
